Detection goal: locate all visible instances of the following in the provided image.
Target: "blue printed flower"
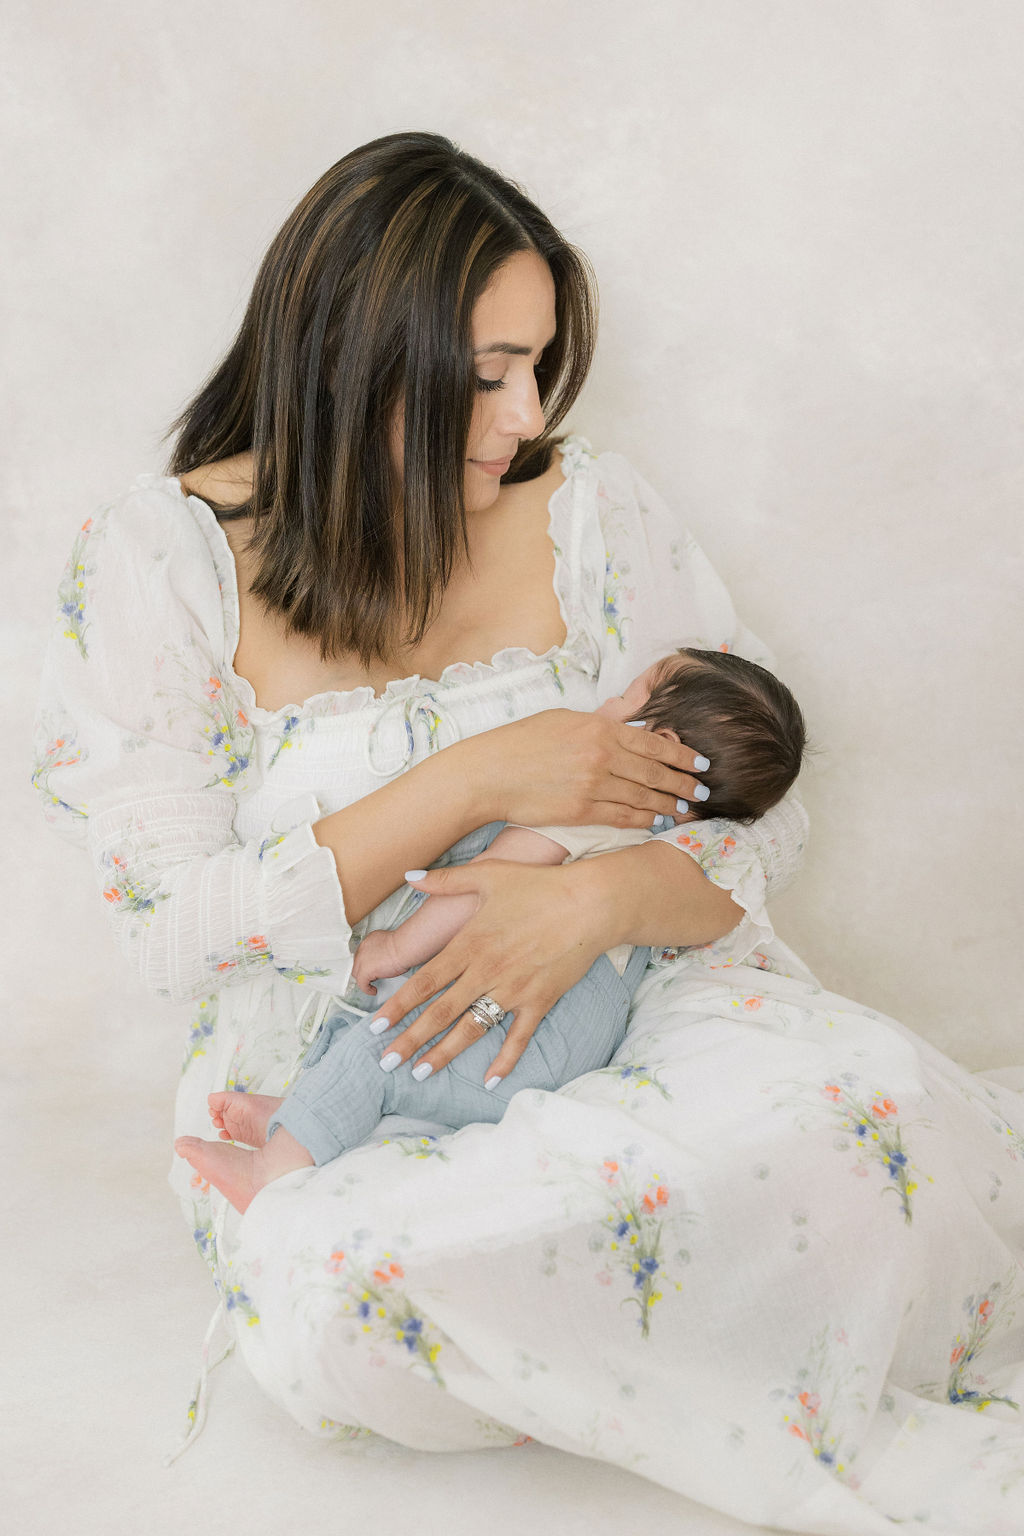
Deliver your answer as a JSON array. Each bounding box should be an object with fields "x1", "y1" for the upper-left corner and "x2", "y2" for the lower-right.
[
  {"x1": 399, "y1": 1317, "x2": 424, "y2": 1351},
  {"x1": 633, "y1": 1256, "x2": 660, "y2": 1289}
]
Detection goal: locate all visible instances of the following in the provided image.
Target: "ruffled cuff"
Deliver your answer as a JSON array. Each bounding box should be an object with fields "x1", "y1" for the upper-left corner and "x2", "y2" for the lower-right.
[
  {"x1": 257, "y1": 792, "x2": 355, "y2": 993},
  {"x1": 648, "y1": 816, "x2": 774, "y2": 970}
]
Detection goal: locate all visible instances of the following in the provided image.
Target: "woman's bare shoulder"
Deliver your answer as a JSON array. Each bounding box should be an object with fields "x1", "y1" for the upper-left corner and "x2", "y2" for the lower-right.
[{"x1": 178, "y1": 452, "x2": 254, "y2": 508}]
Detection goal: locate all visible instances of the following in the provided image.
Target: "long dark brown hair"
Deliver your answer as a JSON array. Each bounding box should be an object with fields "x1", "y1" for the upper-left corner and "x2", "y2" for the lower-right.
[{"x1": 166, "y1": 131, "x2": 598, "y2": 666}]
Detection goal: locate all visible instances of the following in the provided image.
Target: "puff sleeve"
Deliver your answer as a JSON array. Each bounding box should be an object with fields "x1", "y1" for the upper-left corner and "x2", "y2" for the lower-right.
[
  {"x1": 29, "y1": 477, "x2": 354, "y2": 1003},
  {"x1": 578, "y1": 442, "x2": 809, "y2": 967}
]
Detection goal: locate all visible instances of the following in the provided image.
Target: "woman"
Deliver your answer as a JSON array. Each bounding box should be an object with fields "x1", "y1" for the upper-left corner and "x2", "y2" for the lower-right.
[{"x1": 32, "y1": 133, "x2": 1023, "y2": 1532}]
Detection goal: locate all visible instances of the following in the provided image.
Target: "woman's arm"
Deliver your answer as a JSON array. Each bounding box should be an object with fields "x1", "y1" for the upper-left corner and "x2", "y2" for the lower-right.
[
  {"x1": 312, "y1": 708, "x2": 707, "y2": 923},
  {"x1": 572, "y1": 837, "x2": 739, "y2": 952}
]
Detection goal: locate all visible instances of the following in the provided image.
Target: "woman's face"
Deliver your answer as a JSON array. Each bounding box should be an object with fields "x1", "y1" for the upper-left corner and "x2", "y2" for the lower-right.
[
  {"x1": 390, "y1": 248, "x2": 556, "y2": 513},
  {"x1": 465, "y1": 248, "x2": 556, "y2": 510}
]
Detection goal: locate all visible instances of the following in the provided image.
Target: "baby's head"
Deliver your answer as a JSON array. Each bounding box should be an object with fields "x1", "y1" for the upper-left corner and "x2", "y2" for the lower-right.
[{"x1": 637, "y1": 648, "x2": 806, "y2": 823}]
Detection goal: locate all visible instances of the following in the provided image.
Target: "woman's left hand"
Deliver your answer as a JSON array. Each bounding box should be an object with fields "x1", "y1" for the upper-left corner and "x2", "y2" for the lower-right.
[{"x1": 365, "y1": 858, "x2": 611, "y2": 1085}]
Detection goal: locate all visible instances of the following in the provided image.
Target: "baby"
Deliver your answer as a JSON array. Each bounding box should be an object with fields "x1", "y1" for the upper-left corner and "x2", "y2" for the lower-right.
[{"x1": 176, "y1": 647, "x2": 806, "y2": 1212}]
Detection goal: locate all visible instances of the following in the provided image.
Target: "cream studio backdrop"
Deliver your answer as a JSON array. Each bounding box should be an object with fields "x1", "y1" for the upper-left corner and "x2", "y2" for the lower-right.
[{"x1": 6, "y1": 4, "x2": 1023, "y2": 1535}]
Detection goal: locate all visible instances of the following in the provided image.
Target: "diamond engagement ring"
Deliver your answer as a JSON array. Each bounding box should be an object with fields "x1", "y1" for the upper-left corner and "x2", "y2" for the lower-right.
[{"x1": 467, "y1": 994, "x2": 506, "y2": 1031}]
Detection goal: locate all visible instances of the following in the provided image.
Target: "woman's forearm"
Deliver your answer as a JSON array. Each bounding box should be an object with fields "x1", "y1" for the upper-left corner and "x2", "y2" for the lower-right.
[
  {"x1": 312, "y1": 739, "x2": 490, "y2": 925},
  {"x1": 571, "y1": 839, "x2": 740, "y2": 952}
]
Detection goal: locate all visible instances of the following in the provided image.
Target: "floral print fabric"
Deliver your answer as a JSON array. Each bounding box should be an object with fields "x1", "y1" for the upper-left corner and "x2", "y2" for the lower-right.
[{"x1": 32, "y1": 437, "x2": 1024, "y2": 1532}]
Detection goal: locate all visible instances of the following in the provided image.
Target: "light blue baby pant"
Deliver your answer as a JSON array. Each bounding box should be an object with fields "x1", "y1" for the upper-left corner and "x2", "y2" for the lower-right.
[{"x1": 266, "y1": 821, "x2": 652, "y2": 1165}]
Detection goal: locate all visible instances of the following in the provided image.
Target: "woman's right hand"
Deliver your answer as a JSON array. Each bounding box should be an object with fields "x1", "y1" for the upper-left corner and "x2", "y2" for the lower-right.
[{"x1": 470, "y1": 706, "x2": 709, "y2": 831}]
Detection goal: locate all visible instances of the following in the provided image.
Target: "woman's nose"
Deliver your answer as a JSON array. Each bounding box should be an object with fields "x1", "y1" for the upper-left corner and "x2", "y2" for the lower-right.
[{"x1": 503, "y1": 377, "x2": 546, "y2": 440}]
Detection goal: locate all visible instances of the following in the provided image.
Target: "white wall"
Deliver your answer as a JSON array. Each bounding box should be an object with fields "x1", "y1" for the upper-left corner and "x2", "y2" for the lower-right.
[{"x1": 6, "y1": 0, "x2": 1023, "y2": 1068}]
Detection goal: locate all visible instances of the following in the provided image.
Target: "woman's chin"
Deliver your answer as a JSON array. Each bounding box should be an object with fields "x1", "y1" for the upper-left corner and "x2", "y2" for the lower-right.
[{"x1": 465, "y1": 475, "x2": 504, "y2": 512}]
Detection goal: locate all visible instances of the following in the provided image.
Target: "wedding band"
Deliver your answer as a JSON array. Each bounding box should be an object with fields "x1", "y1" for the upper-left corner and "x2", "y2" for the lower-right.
[{"x1": 467, "y1": 994, "x2": 506, "y2": 1030}]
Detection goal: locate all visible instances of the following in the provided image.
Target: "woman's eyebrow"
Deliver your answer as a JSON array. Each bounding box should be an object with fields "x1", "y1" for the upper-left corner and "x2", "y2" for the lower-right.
[{"x1": 474, "y1": 333, "x2": 558, "y2": 357}]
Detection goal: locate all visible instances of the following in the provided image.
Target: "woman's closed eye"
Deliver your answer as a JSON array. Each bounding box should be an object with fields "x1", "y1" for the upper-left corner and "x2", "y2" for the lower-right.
[{"x1": 475, "y1": 360, "x2": 546, "y2": 393}]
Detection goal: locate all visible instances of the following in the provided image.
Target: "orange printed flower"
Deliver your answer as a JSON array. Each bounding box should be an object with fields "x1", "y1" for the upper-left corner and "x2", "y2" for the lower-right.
[
  {"x1": 721, "y1": 836, "x2": 736, "y2": 855},
  {"x1": 788, "y1": 1424, "x2": 807, "y2": 1440},
  {"x1": 80, "y1": 518, "x2": 93, "y2": 532},
  {"x1": 247, "y1": 935, "x2": 267, "y2": 950},
  {"x1": 823, "y1": 1084, "x2": 842, "y2": 1102},
  {"x1": 642, "y1": 1193, "x2": 656, "y2": 1213},
  {"x1": 373, "y1": 1260, "x2": 404, "y2": 1285},
  {"x1": 237, "y1": 710, "x2": 249, "y2": 726},
  {"x1": 204, "y1": 676, "x2": 222, "y2": 698},
  {"x1": 102, "y1": 886, "x2": 122, "y2": 904},
  {"x1": 978, "y1": 1299, "x2": 992, "y2": 1320},
  {"x1": 325, "y1": 1249, "x2": 345, "y2": 1274},
  {"x1": 216, "y1": 960, "x2": 237, "y2": 973},
  {"x1": 676, "y1": 833, "x2": 704, "y2": 852},
  {"x1": 871, "y1": 1098, "x2": 897, "y2": 1119},
  {"x1": 743, "y1": 996, "x2": 762, "y2": 1012},
  {"x1": 951, "y1": 1343, "x2": 965, "y2": 1364},
  {"x1": 600, "y1": 1159, "x2": 619, "y2": 1184},
  {"x1": 719, "y1": 642, "x2": 730, "y2": 653},
  {"x1": 798, "y1": 1391, "x2": 821, "y2": 1414},
  {"x1": 190, "y1": 1170, "x2": 210, "y2": 1192},
  {"x1": 655, "y1": 1185, "x2": 669, "y2": 1205}
]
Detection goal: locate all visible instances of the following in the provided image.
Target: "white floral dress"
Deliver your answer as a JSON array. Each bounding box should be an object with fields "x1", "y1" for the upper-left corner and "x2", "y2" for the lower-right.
[{"x1": 32, "y1": 436, "x2": 1024, "y2": 1533}]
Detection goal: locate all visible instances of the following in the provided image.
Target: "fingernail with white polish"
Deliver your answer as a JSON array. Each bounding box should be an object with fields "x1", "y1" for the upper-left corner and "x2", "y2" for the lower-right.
[
  {"x1": 627, "y1": 720, "x2": 647, "y2": 729},
  {"x1": 411, "y1": 1061, "x2": 433, "y2": 1081},
  {"x1": 484, "y1": 1076, "x2": 502, "y2": 1091},
  {"x1": 676, "y1": 799, "x2": 689, "y2": 813},
  {"x1": 404, "y1": 869, "x2": 427, "y2": 881},
  {"x1": 379, "y1": 1051, "x2": 401, "y2": 1072},
  {"x1": 694, "y1": 755, "x2": 711, "y2": 772},
  {"x1": 693, "y1": 784, "x2": 711, "y2": 802},
  {"x1": 369, "y1": 1016, "x2": 390, "y2": 1035}
]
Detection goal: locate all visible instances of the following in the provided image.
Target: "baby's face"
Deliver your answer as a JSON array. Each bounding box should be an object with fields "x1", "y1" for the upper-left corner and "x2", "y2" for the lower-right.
[{"x1": 598, "y1": 657, "x2": 674, "y2": 724}]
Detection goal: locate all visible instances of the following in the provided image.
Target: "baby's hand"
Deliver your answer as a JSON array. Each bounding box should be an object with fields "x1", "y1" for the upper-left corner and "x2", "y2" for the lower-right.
[{"x1": 351, "y1": 928, "x2": 404, "y2": 994}]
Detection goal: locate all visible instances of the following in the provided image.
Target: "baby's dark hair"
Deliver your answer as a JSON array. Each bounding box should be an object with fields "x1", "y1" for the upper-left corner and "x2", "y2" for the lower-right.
[{"x1": 642, "y1": 648, "x2": 806, "y2": 823}]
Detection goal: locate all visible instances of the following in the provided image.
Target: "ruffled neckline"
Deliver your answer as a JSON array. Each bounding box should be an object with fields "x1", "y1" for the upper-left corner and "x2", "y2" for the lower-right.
[{"x1": 152, "y1": 433, "x2": 596, "y2": 723}]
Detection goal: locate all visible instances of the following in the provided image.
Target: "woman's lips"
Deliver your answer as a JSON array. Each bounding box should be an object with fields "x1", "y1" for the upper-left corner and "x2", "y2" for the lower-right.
[{"x1": 470, "y1": 457, "x2": 513, "y2": 476}]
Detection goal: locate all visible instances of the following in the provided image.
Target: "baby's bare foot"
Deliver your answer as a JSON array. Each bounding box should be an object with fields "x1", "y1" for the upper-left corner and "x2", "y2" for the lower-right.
[
  {"x1": 175, "y1": 1137, "x2": 265, "y2": 1214},
  {"x1": 208, "y1": 1091, "x2": 283, "y2": 1146},
  {"x1": 175, "y1": 1127, "x2": 314, "y2": 1215}
]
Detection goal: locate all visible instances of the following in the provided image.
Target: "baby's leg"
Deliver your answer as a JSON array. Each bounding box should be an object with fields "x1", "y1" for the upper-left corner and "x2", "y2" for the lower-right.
[
  {"x1": 379, "y1": 944, "x2": 653, "y2": 1129},
  {"x1": 265, "y1": 996, "x2": 458, "y2": 1164}
]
